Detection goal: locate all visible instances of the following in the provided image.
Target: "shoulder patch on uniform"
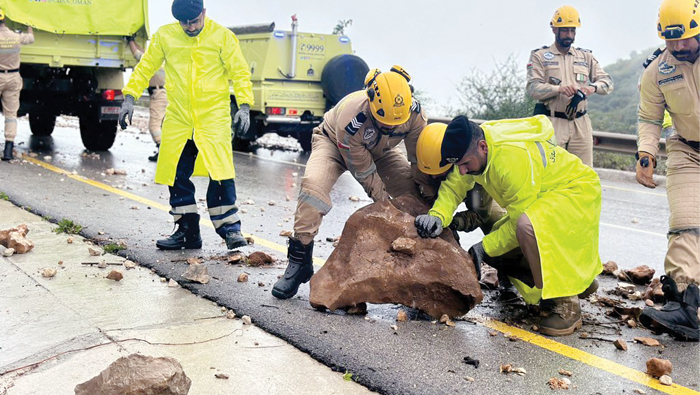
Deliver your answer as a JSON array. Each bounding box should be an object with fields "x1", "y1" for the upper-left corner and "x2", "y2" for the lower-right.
[
  {"x1": 410, "y1": 99, "x2": 421, "y2": 114},
  {"x1": 576, "y1": 47, "x2": 592, "y2": 53},
  {"x1": 344, "y1": 112, "x2": 367, "y2": 136},
  {"x1": 531, "y1": 45, "x2": 548, "y2": 52},
  {"x1": 643, "y1": 47, "x2": 666, "y2": 69}
]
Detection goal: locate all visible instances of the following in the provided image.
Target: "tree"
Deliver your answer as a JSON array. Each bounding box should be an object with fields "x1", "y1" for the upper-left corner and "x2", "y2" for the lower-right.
[
  {"x1": 332, "y1": 19, "x2": 353, "y2": 35},
  {"x1": 453, "y1": 55, "x2": 536, "y2": 120}
]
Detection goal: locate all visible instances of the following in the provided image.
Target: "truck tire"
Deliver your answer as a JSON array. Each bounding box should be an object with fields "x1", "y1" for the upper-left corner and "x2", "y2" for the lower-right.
[
  {"x1": 79, "y1": 112, "x2": 117, "y2": 151},
  {"x1": 28, "y1": 113, "x2": 56, "y2": 136},
  {"x1": 321, "y1": 54, "x2": 369, "y2": 106}
]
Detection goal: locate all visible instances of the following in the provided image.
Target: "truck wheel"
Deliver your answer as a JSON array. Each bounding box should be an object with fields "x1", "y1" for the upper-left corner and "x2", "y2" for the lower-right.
[
  {"x1": 79, "y1": 113, "x2": 117, "y2": 151},
  {"x1": 233, "y1": 135, "x2": 251, "y2": 152},
  {"x1": 28, "y1": 113, "x2": 56, "y2": 136},
  {"x1": 321, "y1": 54, "x2": 369, "y2": 106}
]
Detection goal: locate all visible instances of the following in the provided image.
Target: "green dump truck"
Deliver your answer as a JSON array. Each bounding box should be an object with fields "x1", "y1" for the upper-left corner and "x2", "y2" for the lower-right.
[
  {"x1": 231, "y1": 16, "x2": 368, "y2": 151},
  {"x1": 1, "y1": 0, "x2": 148, "y2": 151}
]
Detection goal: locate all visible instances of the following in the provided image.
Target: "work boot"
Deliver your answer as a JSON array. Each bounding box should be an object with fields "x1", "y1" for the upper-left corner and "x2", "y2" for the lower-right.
[
  {"x1": 2, "y1": 141, "x2": 14, "y2": 161},
  {"x1": 148, "y1": 144, "x2": 159, "y2": 162},
  {"x1": 272, "y1": 238, "x2": 314, "y2": 299},
  {"x1": 578, "y1": 278, "x2": 599, "y2": 299},
  {"x1": 537, "y1": 296, "x2": 582, "y2": 336},
  {"x1": 225, "y1": 230, "x2": 247, "y2": 250},
  {"x1": 640, "y1": 276, "x2": 699, "y2": 341},
  {"x1": 156, "y1": 214, "x2": 202, "y2": 250}
]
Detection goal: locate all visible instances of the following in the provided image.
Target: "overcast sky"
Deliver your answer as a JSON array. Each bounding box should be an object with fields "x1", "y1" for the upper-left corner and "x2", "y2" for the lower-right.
[{"x1": 147, "y1": 0, "x2": 663, "y2": 109}]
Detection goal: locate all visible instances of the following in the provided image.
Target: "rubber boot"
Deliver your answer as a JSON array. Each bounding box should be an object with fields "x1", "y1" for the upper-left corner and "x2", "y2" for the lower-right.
[
  {"x1": 578, "y1": 278, "x2": 599, "y2": 299},
  {"x1": 2, "y1": 141, "x2": 13, "y2": 161},
  {"x1": 640, "y1": 276, "x2": 699, "y2": 341},
  {"x1": 272, "y1": 238, "x2": 314, "y2": 299},
  {"x1": 148, "y1": 144, "x2": 160, "y2": 162},
  {"x1": 537, "y1": 296, "x2": 582, "y2": 336},
  {"x1": 225, "y1": 230, "x2": 247, "y2": 250},
  {"x1": 156, "y1": 213, "x2": 202, "y2": 250}
]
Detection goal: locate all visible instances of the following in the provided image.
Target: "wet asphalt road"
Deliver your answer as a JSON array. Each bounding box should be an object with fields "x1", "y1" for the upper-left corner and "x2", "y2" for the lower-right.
[{"x1": 0, "y1": 114, "x2": 698, "y2": 395}]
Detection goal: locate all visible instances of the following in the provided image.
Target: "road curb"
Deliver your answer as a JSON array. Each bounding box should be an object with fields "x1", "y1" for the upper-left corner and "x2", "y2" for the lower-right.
[{"x1": 594, "y1": 167, "x2": 667, "y2": 189}]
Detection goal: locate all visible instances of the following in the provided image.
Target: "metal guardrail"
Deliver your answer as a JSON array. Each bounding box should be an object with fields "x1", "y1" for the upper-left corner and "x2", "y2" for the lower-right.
[{"x1": 427, "y1": 116, "x2": 667, "y2": 158}]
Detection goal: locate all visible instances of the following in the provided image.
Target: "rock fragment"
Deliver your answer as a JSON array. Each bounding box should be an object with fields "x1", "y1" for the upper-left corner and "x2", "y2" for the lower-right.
[
  {"x1": 105, "y1": 168, "x2": 127, "y2": 176},
  {"x1": 226, "y1": 310, "x2": 236, "y2": 319},
  {"x1": 279, "y1": 230, "x2": 293, "y2": 237},
  {"x1": 348, "y1": 196, "x2": 360, "y2": 202},
  {"x1": 74, "y1": 354, "x2": 191, "y2": 395},
  {"x1": 237, "y1": 273, "x2": 249, "y2": 282},
  {"x1": 659, "y1": 375, "x2": 673, "y2": 386},
  {"x1": 124, "y1": 260, "x2": 136, "y2": 269},
  {"x1": 643, "y1": 278, "x2": 665, "y2": 302},
  {"x1": 0, "y1": 224, "x2": 34, "y2": 254},
  {"x1": 182, "y1": 264, "x2": 209, "y2": 284},
  {"x1": 602, "y1": 260, "x2": 618, "y2": 275},
  {"x1": 245, "y1": 236, "x2": 255, "y2": 245},
  {"x1": 106, "y1": 270, "x2": 123, "y2": 281},
  {"x1": 241, "y1": 315, "x2": 252, "y2": 325},
  {"x1": 479, "y1": 264, "x2": 499, "y2": 289},
  {"x1": 186, "y1": 257, "x2": 202, "y2": 265},
  {"x1": 634, "y1": 337, "x2": 660, "y2": 347},
  {"x1": 646, "y1": 358, "x2": 673, "y2": 378},
  {"x1": 215, "y1": 373, "x2": 229, "y2": 379},
  {"x1": 346, "y1": 303, "x2": 367, "y2": 315},
  {"x1": 88, "y1": 247, "x2": 102, "y2": 256},
  {"x1": 390, "y1": 237, "x2": 416, "y2": 256},
  {"x1": 168, "y1": 279, "x2": 179, "y2": 287},
  {"x1": 247, "y1": 251, "x2": 273, "y2": 266},
  {"x1": 97, "y1": 260, "x2": 108, "y2": 269},
  {"x1": 613, "y1": 338, "x2": 627, "y2": 351},
  {"x1": 41, "y1": 268, "x2": 58, "y2": 278},
  {"x1": 548, "y1": 377, "x2": 570, "y2": 389},
  {"x1": 558, "y1": 369, "x2": 573, "y2": 377},
  {"x1": 396, "y1": 309, "x2": 408, "y2": 322},
  {"x1": 67, "y1": 236, "x2": 74, "y2": 244},
  {"x1": 2, "y1": 248, "x2": 14, "y2": 257},
  {"x1": 625, "y1": 265, "x2": 655, "y2": 285},
  {"x1": 645, "y1": 299, "x2": 654, "y2": 307}
]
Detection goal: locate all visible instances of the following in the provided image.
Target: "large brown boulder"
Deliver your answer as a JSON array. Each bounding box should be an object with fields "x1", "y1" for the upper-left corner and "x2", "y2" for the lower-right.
[
  {"x1": 0, "y1": 224, "x2": 34, "y2": 254},
  {"x1": 74, "y1": 353, "x2": 191, "y2": 395},
  {"x1": 309, "y1": 196, "x2": 483, "y2": 319}
]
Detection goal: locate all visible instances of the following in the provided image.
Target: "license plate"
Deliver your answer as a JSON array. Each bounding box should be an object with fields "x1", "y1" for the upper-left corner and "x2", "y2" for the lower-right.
[{"x1": 101, "y1": 106, "x2": 120, "y2": 115}]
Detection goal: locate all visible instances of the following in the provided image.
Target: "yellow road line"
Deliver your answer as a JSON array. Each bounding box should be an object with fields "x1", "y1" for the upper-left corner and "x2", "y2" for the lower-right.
[
  {"x1": 483, "y1": 319, "x2": 697, "y2": 395},
  {"x1": 22, "y1": 156, "x2": 694, "y2": 393}
]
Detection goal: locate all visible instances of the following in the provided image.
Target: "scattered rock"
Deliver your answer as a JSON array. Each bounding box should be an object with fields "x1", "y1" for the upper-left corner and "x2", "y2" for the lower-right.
[
  {"x1": 106, "y1": 270, "x2": 123, "y2": 281},
  {"x1": 634, "y1": 337, "x2": 660, "y2": 347},
  {"x1": 186, "y1": 257, "x2": 202, "y2": 265},
  {"x1": 616, "y1": 282, "x2": 636, "y2": 294},
  {"x1": 602, "y1": 260, "x2": 618, "y2": 275},
  {"x1": 390, "y1": 324, "x2": 398, "y2": 331},
  {"x1": 396, "y1": 310, "x2": 408, "y2": 322},
  {"x1": 465, "y1": 376, "x2": 475, "y2": 383},
  {"x1": 645, "y1": 299, "x2": 654, "y2": 307},
  {"x1": 268, "y1": 201, "x2": 276, "y2": 206},
  {"x1": 613, "y1": 339, "x2": 627, "y2": 351},
  {"x1": 168, "y1": 279, "x2": 179, "y2": 287},
  {"x1": 439, "y1": 314, "x2": 450, "y2": 324},
  {"x1": 479, "y1": 264, "x2": 499, "y2": 289},
  {"x1": 105, "y1": 168, "x2": 127, "y2": 176},
  {"x1": 633, "y1": 389, "x2": 647, "y2": 394},
  {"x1": 643, "y1": 278, "x2": 665, "y2": 303},
  {"x1": 346, "y1": 303, "x2": 368, "y2": 315},
  {"x1": 0, "y1": 224, "x2": 35, "y2": 254},
  {"x1": 182, "y1": 264, "x2": 209, "y2": 284},
  {"x1": 628, "y1": 291, "x2": 643, "y2": 301},
  {"x1": 463, "y1": 356, "x2": 479, "y2": 368},
  {"x1": 548, "y1": 377, "x2": 570, "y2": 390},
  {"x1": 74, "y1": 354, "x2": 191, "y2": 395},
  {"x1": 241, "y1": 315, "x2": 252, "y2": 325},
  {"x1": 558, "y1": 369, "x2": 573, "y2": 377},
  {"x1": 627, "y1": 319, "x2": 637, "y2": 328},
  {"x1": 245, "y1": 236, "x2": 255, "y2": 245},
  {"x1": 225, "y1": 310, "x2": 236, "y2": 319},
  {"x1": 247, "y1": 251, "x2": 273, "y2": 266},
  {"x1": 237, "y1": 273, "x2": 249, "y2": 282},
  {"x1": 124, "y1": 260, "x2": 136, "y2": 269},
  {"x1": 67, "y1": 236, "x2": 74, "y2": 244},
  {"x1": 632, "y1": 217, "x2": 640, "y2": 224},
  {"x1": 390, "y1": 237, "x2": 416, "y2": 256},
  {"x1": 500, "y1": 364, "x2": 526, "y2": 376},
  {"x1": 2, "y1": 248, "x2": 14, "y2": 257},
  {"x1": 97, "y1": 260, "x2": 108, "y2": 269},
  {"x1": 646, "y1": 358, "x2": 673, "y2": 378},
  {"x1": 41, "y1": 268, "x2": 57, "y2": 278},
  {"x1": 659, "y1": 375, "x2": 673, "y2": 386},
  {"x1": 257, "y1": 281, "x2": 265, "y2": 287},
  {"x1": 614, "y1": 269, "x2": 631, "y2": 281},
  {"x1": 279, "y1": 230, "x2": 293, "y2": 237},
  {"x1": 625, "y1": 265, "x2": 655, "y2": 285},
  {"x1": 88, "y1": 247, "x2": 102, "y2": 256},
  {"x1": 309, "y1": 196, "x2": 482, "y2": 319},
  {"x1": 243, "y1": 199, "x2": 255, "y2": 205},
  {"x1": 348, "y1": 196, "x2": 360, "y2": 202},
  {"x1": 214, "y1": 373, "x2": 229, "y2": 379}
]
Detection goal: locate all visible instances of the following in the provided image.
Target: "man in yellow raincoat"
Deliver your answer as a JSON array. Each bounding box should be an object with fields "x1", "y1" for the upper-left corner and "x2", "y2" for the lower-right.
[
  {"x1": 119, "y1": 0, "x2": 254, "y2": 250},
  {"x1": 415, "y1": 115, "x2": 602, "y2": 336}
]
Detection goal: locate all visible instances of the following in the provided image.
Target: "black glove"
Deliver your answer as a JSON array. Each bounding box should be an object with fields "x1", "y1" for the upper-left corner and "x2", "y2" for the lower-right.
[
  {"x1": 565, "y1": 89, "x2": 587, "y2": 121},
  {"x1": 414, "y1": 215, "x2": 442, "y2": 238},
  {"x1": 125, "y1": 34, "x2": 136, "y2": 43},
  {"x1": 119, "y1": 95, "x2": 135, "y2": 130},
  {"x1": 468, "y1": 241, "x2": 490, "y2": 280},
  {"x1": 233, "y1": 103, "x2": 251, "y2": 137}
]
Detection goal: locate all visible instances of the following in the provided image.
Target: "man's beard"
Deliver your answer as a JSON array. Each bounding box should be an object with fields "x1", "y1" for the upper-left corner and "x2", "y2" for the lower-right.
[
  {"x1": 185, "y1": 28, "x2": 202, "y2": 37},
  {"x1": 672, "y1": 48, "x2": 698, "y2": 61},
  {"x1": 557, "y1": 36, "x2": 574, "y2": 48}
]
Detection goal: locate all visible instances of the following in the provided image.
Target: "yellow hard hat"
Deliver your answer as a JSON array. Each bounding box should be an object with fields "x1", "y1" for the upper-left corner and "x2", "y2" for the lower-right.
[
  {"x1": 551, "y1": 5, "x2": 581, "y2": 28},
  {"x1": 363, "y1": 68, "x2": 381, "y2": 87},
  {"x1": 417, "y1": 122, "x2": 451, "y2": 175},
  {"x1": 657, "y1": 0, "x2": 700, "y2": 40},
  {"x1": 366, "y1": 67, "x2": 412, "y2": 126}
]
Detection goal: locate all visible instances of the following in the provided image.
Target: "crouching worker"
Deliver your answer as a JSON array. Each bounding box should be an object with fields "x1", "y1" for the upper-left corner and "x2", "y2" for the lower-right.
[{"x1": 415, "y1": 115, "x2": 602, "y2": 336}]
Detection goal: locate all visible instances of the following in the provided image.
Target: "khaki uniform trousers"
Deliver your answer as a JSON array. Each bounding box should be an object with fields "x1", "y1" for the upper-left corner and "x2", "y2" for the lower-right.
[
  {"x1": 549, "y1": 115, "x2": 594, "y2": 167},
  {"x1": 0, "y1": 73, "x2": 22, "y2": 142},
  {"x1": 149, "y1": 88, "x2": 167, "y2": 144},
  {"x1": 294, "y1": 133, "x2": 416, "y2": 245},
  {"x1": 664, "y1": 133, "x2": 700, "y2": 291}
]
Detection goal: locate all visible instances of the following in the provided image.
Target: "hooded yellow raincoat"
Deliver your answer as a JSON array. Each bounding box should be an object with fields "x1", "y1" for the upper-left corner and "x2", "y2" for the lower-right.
[
  {"x1": 429, "y1": 115, "x2": 602, "y2": 302},
  {"x1": 123, "y1": 18, "x2": 254, "y2": 186}
]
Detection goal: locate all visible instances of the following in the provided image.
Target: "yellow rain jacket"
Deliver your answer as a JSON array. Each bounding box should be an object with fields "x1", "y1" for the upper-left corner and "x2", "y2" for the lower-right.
[
  {"x1": 123, "y1": 18, "x2": 254, "y2": 186},
  {"x1": 429, "y1": 115, "x2": 602, "y2": 302}
]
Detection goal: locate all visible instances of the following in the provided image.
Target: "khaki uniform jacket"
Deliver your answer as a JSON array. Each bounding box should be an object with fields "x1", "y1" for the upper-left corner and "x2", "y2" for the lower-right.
[
  {"x1": 0, "y1": 24, "x2": 34, "y2": 70},
  {"x1": 638, "y1": 49, "x2": 700, "y2": 157},
  {"x1": 526, "y1": 43, "x2": 613, "y2": 113},
  {"x1": 313, "y1": 90, "x2": 430, "y2": 201}
]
